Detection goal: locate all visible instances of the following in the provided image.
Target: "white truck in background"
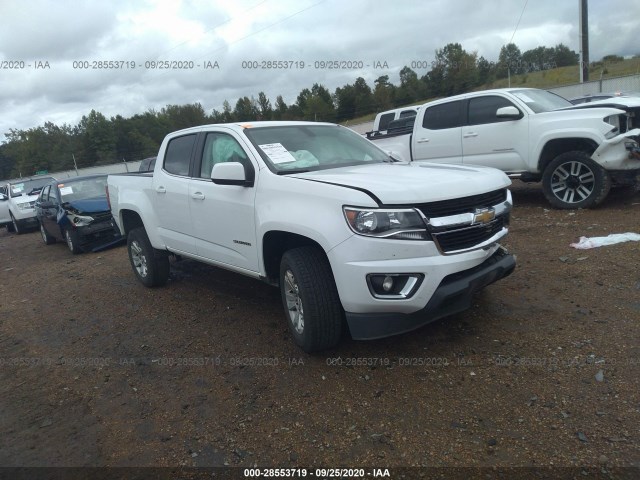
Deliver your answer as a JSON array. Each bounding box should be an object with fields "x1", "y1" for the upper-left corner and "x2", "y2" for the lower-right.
[
  {"x1": 372, "y1": 106, "x2": 419, "y2": 132},
  {"x1": 107, "y1": 121, "x2": 516, "y2": 352},
  {"x1": 367, "y1": 88, "x2": 640, "y2": 209}
]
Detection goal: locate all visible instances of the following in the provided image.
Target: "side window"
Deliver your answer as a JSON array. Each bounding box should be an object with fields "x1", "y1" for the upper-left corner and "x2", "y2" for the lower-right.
[
  {"x1": 468, "y1": 96, "x2": 519, "y2": 125},
  {"x1": 48, "y1": 186, "x2": 59, "y2": 203},
  {"x1": 163, "y1": 134, "x2": 196, "y2": 176},
  {"x1": 199, "y1": 133, "x2": 250, "y2": 179},
  {"x1": 399, "y1": 110, "x2": 416, "y2": 118},
  {"x1": 422, "y1": 101, "x2": 463, "y2": 130},
  {"x1": 378, "y1": 113, "x2": 395, "y2": 131},
  {"x1": 40, "y1": 185, "x2": 50, "y2": 202}
]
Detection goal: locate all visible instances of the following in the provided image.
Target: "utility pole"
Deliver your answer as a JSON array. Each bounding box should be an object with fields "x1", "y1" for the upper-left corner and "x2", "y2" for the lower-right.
[
  {"x1": 579, "y1": 0, "x2": 589, "y2": 82},
  {"x1": 71, "y1": 153, "x2": 79, "y2": 176}
]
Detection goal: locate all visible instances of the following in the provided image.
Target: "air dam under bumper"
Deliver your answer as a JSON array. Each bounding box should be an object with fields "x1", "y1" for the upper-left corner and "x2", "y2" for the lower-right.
[{"x1": 346, "y1": 248, "x2": 516, "y2": 340}]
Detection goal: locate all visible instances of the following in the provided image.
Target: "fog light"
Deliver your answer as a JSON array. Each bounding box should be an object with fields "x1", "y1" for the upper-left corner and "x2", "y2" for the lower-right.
[{"x1": 367, "y1": 273, "x2": 424, "y2": 299}]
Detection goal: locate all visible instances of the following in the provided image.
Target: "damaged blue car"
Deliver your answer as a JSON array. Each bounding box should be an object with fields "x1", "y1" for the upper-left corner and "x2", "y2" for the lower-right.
[{"x1": 35, "y1": 174, "x2": 122, "y2": 254}]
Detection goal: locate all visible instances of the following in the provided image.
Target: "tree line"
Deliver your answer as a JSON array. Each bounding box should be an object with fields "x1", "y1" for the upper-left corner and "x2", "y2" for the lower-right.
[{"x1": 0, "y1": 42, "x2": 580, "y2": 179}]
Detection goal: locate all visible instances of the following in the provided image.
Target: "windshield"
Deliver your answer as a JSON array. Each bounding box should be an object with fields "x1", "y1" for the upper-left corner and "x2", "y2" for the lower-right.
[
  {"x1": 58, "y1": 176, "x2": 108, "y2": 203},
  {"x1": 243, "y1": 124, "x2": 390, "y2": 173},
  {"x1": 9, "y1": 177, "x2": 55, "y2": 197},
  {"x1": 511, "y1": 89, "x2": 573, "y2": 113}
]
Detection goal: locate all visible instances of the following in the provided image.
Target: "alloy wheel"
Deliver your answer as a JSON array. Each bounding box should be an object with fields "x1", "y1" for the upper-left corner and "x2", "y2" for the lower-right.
[{"x1": 284, "y1": 270, "x2": 304, "y2": 334}]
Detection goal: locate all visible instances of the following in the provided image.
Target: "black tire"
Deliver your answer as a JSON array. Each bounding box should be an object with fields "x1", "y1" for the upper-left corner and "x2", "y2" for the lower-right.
[
  {"x1": 279, "y1": 246, "x2": 343, "y2": 353},
  {"x1": 127, "y1": 227, "x2": 170, "y2": 287},
  {"x1": 6, "y1": 221, "x2": 15, "y2": 233},
  {"x1": 542, "y1": 151, "x2": 611, "y2": 209},
  {"x1": 64, "y1": 228, "x2": 82, "y2": 254},
  {"x1": 10, "y1": 214, "x2": 23, "y2": 234},
  {"x1": 40, "y1": 222, "x2": 56, "y2": 245}
]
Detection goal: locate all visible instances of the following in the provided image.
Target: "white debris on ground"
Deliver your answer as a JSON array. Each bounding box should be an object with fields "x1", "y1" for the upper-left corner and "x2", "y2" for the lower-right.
[{"x1": 570, "y1": 233, "x2": 640, "y2": 249}]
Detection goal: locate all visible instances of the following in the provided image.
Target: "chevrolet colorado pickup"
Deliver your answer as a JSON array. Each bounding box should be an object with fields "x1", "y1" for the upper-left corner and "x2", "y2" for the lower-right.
[
  {"x1": 367, "y1": 88, "x2": 640, "y2": 209},
  {"x1": 107, "y1": 122, "x2": 516, "y2": 352}
]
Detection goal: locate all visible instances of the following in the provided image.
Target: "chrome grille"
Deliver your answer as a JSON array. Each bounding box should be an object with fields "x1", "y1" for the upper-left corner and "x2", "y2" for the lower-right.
[{"x1": 416, "y1": 189, "x2": 507, "y2": 217}]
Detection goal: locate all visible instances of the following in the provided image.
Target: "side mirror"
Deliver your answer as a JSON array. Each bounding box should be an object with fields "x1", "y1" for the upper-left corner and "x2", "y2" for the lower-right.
[
  {"x1": 496, "y1": 106, "x2": 522, "y2": 119},
  {"x1": 211, "y1": 162, "x2": 252, "y2": 186}
]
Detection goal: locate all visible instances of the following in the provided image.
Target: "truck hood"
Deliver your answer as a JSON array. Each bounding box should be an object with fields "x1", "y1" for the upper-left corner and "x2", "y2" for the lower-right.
[
  {"x1": 290, "y1": 163, "x2": 511, "y2": 204},
  {"x1": 552, "y1": 105, "x2": 627, "y2": 116},
  {"x1": 565, "y1": 97, "x2": 640, "y2": 111}
]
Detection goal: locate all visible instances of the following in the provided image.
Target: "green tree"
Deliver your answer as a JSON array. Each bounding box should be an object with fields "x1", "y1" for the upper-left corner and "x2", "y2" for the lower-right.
[
  {"x1": 233, "y1": 96, "x2": 259, "y2": 121},
  {"x1": 257, "y1": 92, "x2": 273, "y2": 120},
  {"x1": 395, "y1": 67, "x2": 423, "y2": 106},
  {"x1": 334, "y1": 84, "x2": 356, "y2": 121},
  {"x1": 302, "y1": 84, "x2": 336, "y2": 121},
  {"x1": 552, "y1": 44, "x2": 579, "y2": 67},
  {"x1": 77, "y1": 110, "x2": 116, "y2": 166},
  {"x1": 426, "y1": 43, "x2": 478, "y2": 97},
  {"x1": 273, "y1": 95, "x2": 288, "y2": 120},
  {"x1": 497, "y1": 43, "x2": 523, "y2": 78},
  {"x1": 373, "y1": 75, "x2": 395, "y2": 111}
]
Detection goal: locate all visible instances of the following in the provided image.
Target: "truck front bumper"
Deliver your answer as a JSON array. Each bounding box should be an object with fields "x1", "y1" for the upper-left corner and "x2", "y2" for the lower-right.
[
  {"x1": 345, "y1": 248, "x2": 515, "y2": 340},
  {"x1": 592, "y1": 128, "x2": 640, "y2": 170}
]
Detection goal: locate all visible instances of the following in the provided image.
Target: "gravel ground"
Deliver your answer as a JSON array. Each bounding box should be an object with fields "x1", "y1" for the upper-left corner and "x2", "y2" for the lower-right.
[{"x1": 0, "y1": 182, "x2": 639, "y2": 475}]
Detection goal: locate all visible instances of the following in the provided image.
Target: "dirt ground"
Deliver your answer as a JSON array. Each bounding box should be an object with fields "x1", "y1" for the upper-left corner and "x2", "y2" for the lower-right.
[{"x1": 0, "y1": 182, "x2": 639, "y2": 475}]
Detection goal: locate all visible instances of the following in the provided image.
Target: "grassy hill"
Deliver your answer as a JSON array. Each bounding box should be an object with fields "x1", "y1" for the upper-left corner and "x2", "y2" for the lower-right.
[{"x1": 345, "y1": 57, "x2": 640, "y2": 126}]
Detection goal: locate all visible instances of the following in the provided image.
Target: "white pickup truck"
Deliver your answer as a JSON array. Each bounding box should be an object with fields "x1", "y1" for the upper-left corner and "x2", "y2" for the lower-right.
[
  {"x1": 367, "y1": 88, "x2": 640, "y2": 209},
  {"x1": 107, "y1": 121, "x2": 515, "y2": 352}
]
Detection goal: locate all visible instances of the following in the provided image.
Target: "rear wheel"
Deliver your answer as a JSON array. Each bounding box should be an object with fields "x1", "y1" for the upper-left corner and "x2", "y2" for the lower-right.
[
  {"x1": 127, "y1": 227, "x2": 170, "y2": 287},
  {"x1": 542, "y1": 151, "x2": 610, "y2": 209},
  {"x1": 279, "y1": 247, "x2": 343, "y2": 353},
  {"x1": 40, "y1": 222, "x2": 56, "y2": 245}
]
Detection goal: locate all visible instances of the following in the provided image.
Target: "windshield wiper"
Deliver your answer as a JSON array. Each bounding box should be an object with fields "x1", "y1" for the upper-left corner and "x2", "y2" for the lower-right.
[{"x1": 276, "y1": 168, "x2": 310, "y2": 175}]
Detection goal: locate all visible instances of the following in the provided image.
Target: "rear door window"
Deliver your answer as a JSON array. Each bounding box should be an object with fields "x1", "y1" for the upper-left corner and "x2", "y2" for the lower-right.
[
  {"x1": 163, "y1": 134, "x2": 196, "y2": 176},
  {"x1": 422, "y1": 101, "x2": 463, "y2": 130}
]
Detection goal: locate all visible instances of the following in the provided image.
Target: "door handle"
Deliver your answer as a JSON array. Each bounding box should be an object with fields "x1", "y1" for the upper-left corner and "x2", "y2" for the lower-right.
[
  {"x1": 156, "y1": 186, "x2": 166, "y2": 194},
  {"x1": 463, "y1": 132, "x2": 478, "y2": 138},
  {"x1": 417, "y1": 138, "x2": 430, "y2": 143},
  {"x1": 191, "y1": 192, "x2": 205, "y2": 200}
]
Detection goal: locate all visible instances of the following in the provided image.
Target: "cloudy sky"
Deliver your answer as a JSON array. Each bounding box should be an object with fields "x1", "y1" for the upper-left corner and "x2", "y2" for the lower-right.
[{"x1": 1, "y1": 0, "x2": 638, "y2": 139}]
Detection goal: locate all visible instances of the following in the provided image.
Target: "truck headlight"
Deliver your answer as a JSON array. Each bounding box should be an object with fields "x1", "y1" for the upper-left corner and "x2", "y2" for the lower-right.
[
  {"x1": 343, "y1": 207, "x2": 429, "y2": 240},
  {"x1": 604, "y1": 115, "x2": 620, "y2": 139},
  {"x1": 71, "y1": 215, "x2": 94, "y2": 227},
  {"x1": 17, "y1": 202, "x2": 35, "y2": 210}
]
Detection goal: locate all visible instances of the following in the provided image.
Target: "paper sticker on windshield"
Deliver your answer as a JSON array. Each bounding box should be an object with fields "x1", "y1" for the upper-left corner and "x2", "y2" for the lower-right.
[
  {"x1": 12, "y1": 183, "x2": 24, "y2": 192},
  {"x1": 59, "y1": 186, "x2": 74, "y2": 196},
  {"x1": 258, "y1": 143, "x2": 296, "y2": 164},
  {"x1": 514, "y1": 93, "x2": 534, "y2": 103}
]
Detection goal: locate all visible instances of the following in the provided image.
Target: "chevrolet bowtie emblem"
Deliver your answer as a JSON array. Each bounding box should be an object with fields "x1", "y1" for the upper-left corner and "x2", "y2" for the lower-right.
[{"x1": 473, "y1": 208, "x2": 496, "y2": 225}]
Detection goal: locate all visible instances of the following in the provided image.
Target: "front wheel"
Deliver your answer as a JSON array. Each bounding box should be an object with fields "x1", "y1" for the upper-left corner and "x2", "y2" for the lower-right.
[
  {"x1": 64, "y1": 228, "x2": 82, "y2": 254},
  {"x1": 279, "y1": 247, "x2": 343, "y2": 353},
  {"x1": 127, "y1": 227, "x2": 170, "y2": 287},
  {"x1": 542, "y1": 151, "x2": 611, "y2": 209},
  {"x1": 10, "y1": 214, "x2": 23, "y2": 234}
]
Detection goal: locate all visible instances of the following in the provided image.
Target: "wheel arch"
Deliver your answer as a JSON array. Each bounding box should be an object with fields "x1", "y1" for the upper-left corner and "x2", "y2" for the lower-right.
[
  {"x1": 262, "y1": 231, "x2": 327, "y2": 285},
  {"x1": 537, "y1": 138, "x2": 599, "y2": 174},
  {"x1": 119, "y1": 209, "x2": 145, "y2": 237}
]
